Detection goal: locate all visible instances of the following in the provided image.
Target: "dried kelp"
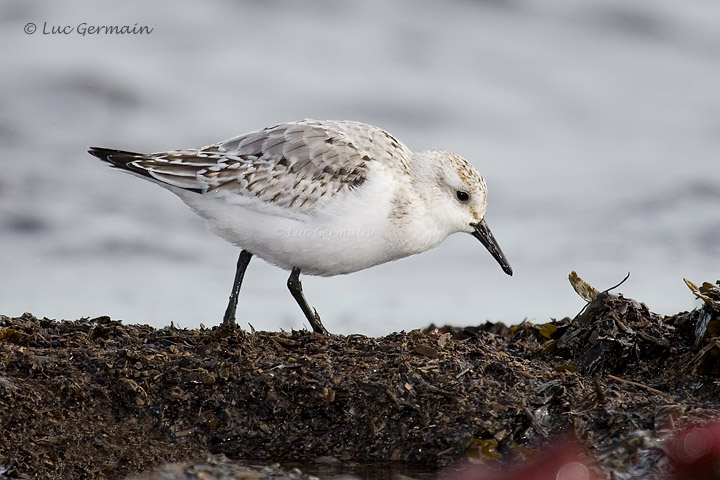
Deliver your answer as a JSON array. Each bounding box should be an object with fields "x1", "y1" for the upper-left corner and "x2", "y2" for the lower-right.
[{"x1": 1, "y1": 277, "x2": 720, "y2": 479}]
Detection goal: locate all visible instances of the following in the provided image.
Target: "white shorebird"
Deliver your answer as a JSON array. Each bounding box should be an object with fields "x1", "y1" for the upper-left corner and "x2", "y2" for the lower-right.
[{"x1": 89, "y1": 120, "x2": 512, "y2": 334}]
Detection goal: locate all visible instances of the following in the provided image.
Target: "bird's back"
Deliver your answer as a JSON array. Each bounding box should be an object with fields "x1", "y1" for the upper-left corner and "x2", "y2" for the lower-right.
[{"x1": 90, "y1": 120, "x2": 414, "y2": 217}]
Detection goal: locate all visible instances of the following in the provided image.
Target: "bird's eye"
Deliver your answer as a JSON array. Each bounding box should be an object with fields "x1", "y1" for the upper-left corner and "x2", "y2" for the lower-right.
[{"x1": 456, "y1": 190, "x2": 470, "y2": 202}]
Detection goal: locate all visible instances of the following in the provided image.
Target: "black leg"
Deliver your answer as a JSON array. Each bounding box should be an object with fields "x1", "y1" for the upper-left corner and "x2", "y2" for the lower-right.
[
  {"x1": 287, "y1": 268, "x2": 329, "y2": 334},
  {"x1": 222, "y1": 250, "x2": 253, "y2": 327}
]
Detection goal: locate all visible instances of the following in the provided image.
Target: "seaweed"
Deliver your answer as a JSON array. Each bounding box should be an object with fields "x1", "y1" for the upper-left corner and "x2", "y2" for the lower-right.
[{"x1": 1, "y1": 275, "x2": 720, "y2": 479}]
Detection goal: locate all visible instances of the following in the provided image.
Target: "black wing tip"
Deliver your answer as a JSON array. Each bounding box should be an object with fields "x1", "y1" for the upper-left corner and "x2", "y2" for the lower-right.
[
  {"x1": 88, "y1": 146, "x2": 108, "y2": 160},
  {"x1": 88, "y1": 147, "x2": 144, "y2": 168}
]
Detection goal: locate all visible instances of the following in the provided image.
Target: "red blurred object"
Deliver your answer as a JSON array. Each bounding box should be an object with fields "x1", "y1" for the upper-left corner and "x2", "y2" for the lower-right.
[
  {"x1": 667, "y1": 420, "x2": 720, "y2": 480},
  {"x1": 438, "y1": 440, "x2": 600, "y2": 480}
]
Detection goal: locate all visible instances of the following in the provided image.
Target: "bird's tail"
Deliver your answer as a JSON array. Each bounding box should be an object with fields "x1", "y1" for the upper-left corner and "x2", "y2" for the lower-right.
[
  {"x1": 88, "y1": 146, "x2": 205, "y2": 193},
  {"x1": 88, "y1": 147, "x2": 146, "y2": 170}
]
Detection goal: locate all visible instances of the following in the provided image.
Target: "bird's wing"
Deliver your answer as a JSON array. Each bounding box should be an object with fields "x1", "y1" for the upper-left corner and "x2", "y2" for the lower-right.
[{"x1": 91, "y1": 120, "x2": 412, "y2": 214}]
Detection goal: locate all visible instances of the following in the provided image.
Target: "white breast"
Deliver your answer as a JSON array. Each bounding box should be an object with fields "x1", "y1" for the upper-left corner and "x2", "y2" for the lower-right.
[{"x1": 171, "y1": 164, "x2": 443, "y2": 276}]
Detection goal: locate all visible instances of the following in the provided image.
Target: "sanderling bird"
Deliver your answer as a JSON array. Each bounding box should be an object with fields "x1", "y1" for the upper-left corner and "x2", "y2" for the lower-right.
[{"x1": 89, "y1": 120, "x2": 512, "y2": 334}]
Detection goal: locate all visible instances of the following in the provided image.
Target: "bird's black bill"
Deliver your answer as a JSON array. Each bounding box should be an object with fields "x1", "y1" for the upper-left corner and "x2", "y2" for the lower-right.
[{"x1": 471, "y1": 219, "x2": 513, "y2": 276}]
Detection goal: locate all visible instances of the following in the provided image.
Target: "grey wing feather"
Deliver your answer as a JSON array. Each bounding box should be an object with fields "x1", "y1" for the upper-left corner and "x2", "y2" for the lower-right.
[{"x1": 105, "y1": 120, "x2": 413, "y2": 213}]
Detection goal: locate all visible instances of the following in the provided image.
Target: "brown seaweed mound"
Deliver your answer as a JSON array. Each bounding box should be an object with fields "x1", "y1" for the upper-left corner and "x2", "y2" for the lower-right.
[{"x1": 1, "y1": 277, "x2": 720, "y2": 479}]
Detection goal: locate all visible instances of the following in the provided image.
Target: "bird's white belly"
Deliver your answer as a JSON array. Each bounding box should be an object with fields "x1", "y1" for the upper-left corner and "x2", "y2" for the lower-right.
[{"x1": 172, "y1": 173, "x2": 435, "y2": 276}]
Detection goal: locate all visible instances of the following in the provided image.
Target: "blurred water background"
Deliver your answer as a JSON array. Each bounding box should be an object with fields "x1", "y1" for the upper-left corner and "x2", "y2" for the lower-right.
[{"x1": 1, "y1": 0, "x2": 719, "y2": 336}]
